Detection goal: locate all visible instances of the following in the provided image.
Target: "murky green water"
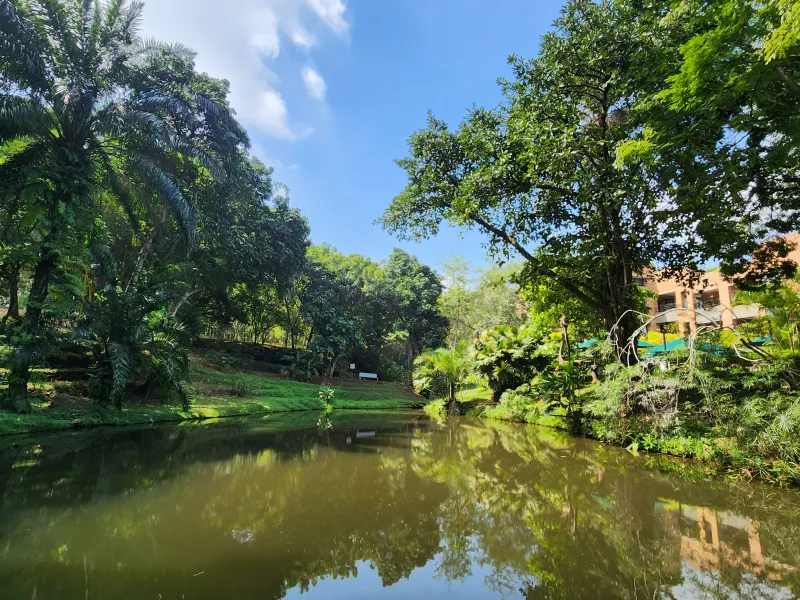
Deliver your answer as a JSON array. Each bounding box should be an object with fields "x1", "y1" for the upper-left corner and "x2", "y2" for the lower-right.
[{"x1": 0, "y1": 412, "x2": 798, "y2": 599}]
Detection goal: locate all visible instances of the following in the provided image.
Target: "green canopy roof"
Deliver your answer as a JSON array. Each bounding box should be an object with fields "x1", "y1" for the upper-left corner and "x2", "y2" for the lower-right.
[
  {"x1": 643, "y1": 338, "x2": 687, "y2": 355},
  {"x1": 643, "y1": 338, "x2": 727, "y2": 356},
  {"x1": 579, "y1": 338, "x2": 657, "y2": 350}
]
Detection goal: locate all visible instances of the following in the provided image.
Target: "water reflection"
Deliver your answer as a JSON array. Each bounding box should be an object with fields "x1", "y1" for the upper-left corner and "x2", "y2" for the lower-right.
[{"x1": 0, "y1": 413, "x2": 798, "y2": 599}]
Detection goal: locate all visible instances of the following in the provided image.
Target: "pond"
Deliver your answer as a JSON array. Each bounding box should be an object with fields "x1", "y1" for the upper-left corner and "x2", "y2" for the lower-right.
[{"x1": 0, "y1": 412, "x2": 798, "y2": 600}]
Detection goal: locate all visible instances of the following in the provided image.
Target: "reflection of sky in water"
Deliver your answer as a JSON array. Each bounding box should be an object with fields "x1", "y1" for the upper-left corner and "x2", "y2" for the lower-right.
[
  {"x1": 671, "y1": 563, "x2": 795, "y2": 600},
  {"x1": 284, "y1": 559, "x2": 519, "y2": 600}
]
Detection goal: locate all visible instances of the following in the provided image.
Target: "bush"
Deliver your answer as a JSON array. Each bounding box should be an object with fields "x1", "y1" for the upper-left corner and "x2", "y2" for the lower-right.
[
  {"x1": 497, "y1": 384, "x2": 551, "y2": 423},
  {"x1": 472, "y1": 324, "x2": 552, "y2": 401},
  {"x1": 226, "y1": 377, "x2": 253, "y2": 398},
  {"x1": 83, "y1": 288, "x2": 189, "y2": 409},
  {"x1": 584, "y1": 346, "x2": 800, "y2": 484},
  {"x1": 319, "y1": 386, "x2": 335, "y2": 408}
]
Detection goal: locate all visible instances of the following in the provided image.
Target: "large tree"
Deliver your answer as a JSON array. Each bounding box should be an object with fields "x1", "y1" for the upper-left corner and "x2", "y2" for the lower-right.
[
  {"x1": 384, "y1": 249, "x2": 448, "y2": 367},
  {"x1": 0, "y1": 0, "x2": 227, "y2": 410},
  {"x1": 633, "y1": 0, "x2": 800, "y2": 285},
  {"x1": 382, "y1": 0, "x2": 685, "y2": 363}
]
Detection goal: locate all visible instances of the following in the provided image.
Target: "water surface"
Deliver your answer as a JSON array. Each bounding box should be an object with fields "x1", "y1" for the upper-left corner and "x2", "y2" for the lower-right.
[{"x1": 0, "y1": 412, "x2": 798, "y2": 599}]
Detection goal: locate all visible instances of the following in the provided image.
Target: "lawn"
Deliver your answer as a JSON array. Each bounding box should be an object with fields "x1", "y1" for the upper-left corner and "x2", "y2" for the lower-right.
[{"x1": 0, "y1": 356, "x2": 423, "y2": 437}]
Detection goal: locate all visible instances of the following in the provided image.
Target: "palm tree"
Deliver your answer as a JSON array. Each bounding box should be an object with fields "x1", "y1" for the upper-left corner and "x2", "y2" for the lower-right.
[
  {"x1": 413, "y1": 342, "x2": 470, "y2": 416},
  {"x1": 0, "y1": 0, "x2": 228, "y2": 411}
]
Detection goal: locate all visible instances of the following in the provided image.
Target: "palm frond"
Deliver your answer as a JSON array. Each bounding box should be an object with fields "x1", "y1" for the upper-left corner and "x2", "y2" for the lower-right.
[
  {"x1": 83, "y1": 0, "x2": 103, "y2": 70},
  {"x1": 170, "y1": 139, "x2": 226, "y2": 181},
  {"x1": 100, "y1": 157, "x2": 142, "y2": 233},
  {"x1": 119, "y1": 0, "x2": 144, "y2": 41},
  {"x1": 95, "y1": 102, "x2": 169, "y2": 142},
  {"x1": 0, "y1": 0, "x2": 50, "y2": 92},
  {"x1": 130, "y1": 37, "x2": 196, "y2": 62},
  {"x1": 0, "y1": 95, "x2": 51, "y2": 141},
  {"x1": 108, "y1": 340, "x2": 135, "y2": 406},
  {"x1": 28, "y1": 0, "x2": 81, "y2": 75},
  {"x1": 128, "y1": 153, "x2": 196, "y2": 243},
  {"x1": 0, "y1": 139, "x2": 49, "y2": 191},
  {"x1": 132, "y1": 93, "x2": 194, "y2": 124}
]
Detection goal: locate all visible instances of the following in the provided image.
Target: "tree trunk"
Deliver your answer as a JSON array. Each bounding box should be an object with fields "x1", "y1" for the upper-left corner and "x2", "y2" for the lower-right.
[
  {"x1": 125, "y1": 206, "x2": 166, "y2": 293},
  {"x1": 7, "y1": 251, "x2": 56, "y2": 412},
  {"x1": 558, "y1": 314, "x2": 571, "y2": 365},
  {"x1": 168, "y1": 289, "x2": 198, "y2": 318},
  {"x1": 2, "y1": 264, "x2": 20, "y2": 325},
  {"x1": 607, "y1": 309, "x2": 640, "y2": 366},
  {"x1": 329, "y1": 354, "x2": 337, "y2": 379},
  {"x1": 447, "y1": 383, "x2": 460, "y2": 416}
]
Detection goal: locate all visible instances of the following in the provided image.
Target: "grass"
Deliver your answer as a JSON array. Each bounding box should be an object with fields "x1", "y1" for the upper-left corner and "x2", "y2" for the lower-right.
[{"x1": 0, "y1": 354, "x2": 423, "y2": 437}]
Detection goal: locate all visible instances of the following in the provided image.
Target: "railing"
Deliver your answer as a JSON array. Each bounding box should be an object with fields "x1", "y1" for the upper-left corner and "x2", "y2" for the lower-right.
[
  {"x1": 658, "y1": 302, "x2": 676, "y2": 312},
  {"x1": 696, "y1": 297, "x2": 720, "y2": 310}
]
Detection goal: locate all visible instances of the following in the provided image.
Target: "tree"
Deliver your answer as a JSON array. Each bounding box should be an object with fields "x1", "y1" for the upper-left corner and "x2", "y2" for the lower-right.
[
  {"x1": 439, "y1": 258, "x2": 530, "y2": 350},
  {"x1": 299, "y1": 255, "x2": 364, "y2": 378},
  {"x1": 633, "y1": 0, "x2": 800, "y2": 285},
  {"x1": 735, "y1": 278, "x2": 800, "y2": 351},
  {"x1": 472, "y1": 324, "x2": 551, "y2": 402},
  {"x1": 382, "y1": 0, "x2": 690, "y2": 365},
  {"x1": 0, "y1": 0, "x2": 226, "y2": 410},
  {"x1": 384, "y1": 249, "x2": 448, "y2": 367},
  {"x1": 413, "y1": 342, "x2": 470, "y2": 415},
  {"x1": 438, "y1": 256, "x2": 477, "y2": 348}
]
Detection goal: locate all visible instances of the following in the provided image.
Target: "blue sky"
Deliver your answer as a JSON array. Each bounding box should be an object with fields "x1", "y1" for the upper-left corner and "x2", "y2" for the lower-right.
[{"x1": 143, "y1": 0, "x2": 564, "y2": 271}]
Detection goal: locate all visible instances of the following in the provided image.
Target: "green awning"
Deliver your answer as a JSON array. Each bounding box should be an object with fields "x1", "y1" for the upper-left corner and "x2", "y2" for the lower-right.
[
  {"x1": 643, "y1": 338, "x2": 727, "y2": 356},
  {"x1": 578, "y1": 338, "x2": 599, "y2": 349},
  {"x1": 642, "y1": 338, "x2": 687, "y2": 356}
]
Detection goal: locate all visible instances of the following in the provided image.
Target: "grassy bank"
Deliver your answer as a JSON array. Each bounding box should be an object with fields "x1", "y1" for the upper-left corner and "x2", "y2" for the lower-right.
[{"x1": 0, "y1": 358, "x2": 422, "y2": 437}]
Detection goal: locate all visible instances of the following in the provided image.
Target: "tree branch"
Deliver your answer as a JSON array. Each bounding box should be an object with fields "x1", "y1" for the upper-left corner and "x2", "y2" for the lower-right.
[{"x1": 468, "y1": 213, "x2": 607, "y2": 314}]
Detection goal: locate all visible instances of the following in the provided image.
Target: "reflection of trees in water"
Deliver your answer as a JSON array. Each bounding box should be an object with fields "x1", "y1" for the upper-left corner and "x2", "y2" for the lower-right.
[
  {"x1": 0, "y1": 415, "x2": 798, "y2": 599},
  {"x1": 0, "y1": 417, "x2": 447, "y2": 599},
  {"x1": 409, "y1": 420, "x2": 800, "y2": 600}
]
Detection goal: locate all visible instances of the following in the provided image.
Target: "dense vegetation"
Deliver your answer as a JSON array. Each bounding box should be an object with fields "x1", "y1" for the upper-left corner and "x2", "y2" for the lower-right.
[
  {"x1": 397, "y1": 0, "x2": 800, "y2": 485},
  {"x1": 0, "y1": 0, "x2": 453, "y2": 421},
  {"x1": 2, "y1": 0, "x2": 800, "y2": 487}
]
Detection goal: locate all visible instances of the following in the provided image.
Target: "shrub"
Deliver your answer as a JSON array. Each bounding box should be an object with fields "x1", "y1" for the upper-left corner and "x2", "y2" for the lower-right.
[
  {"x1": 319, "y1": 386, "x2": 335, "y2": 408},
  {"x1": 472, "y1": 324, "x2": 552, "y2": 401},
  {"x1": 226, "y1": 377, "x2": 253, "y2": 398},
  {"x1": 497, "y1": 384, "x2": 551, "y2": 423}
]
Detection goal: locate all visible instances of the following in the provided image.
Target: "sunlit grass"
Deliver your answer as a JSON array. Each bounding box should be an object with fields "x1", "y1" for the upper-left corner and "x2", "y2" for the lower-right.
[{"x1": 0, "y1": 358, "x2": 423, "y2": 437}]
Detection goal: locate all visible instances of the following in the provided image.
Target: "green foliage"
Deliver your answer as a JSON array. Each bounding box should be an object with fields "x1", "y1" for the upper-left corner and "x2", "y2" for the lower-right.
[
  {"x1": 535, "y1": 361, "x2": 589, "y2": 433},
  {"x1": 735, "y1": 279, "x2": 800, "y2": 351},
  {"x1": 471, "y1": 323, "x2": 551, "y2": 401},
  {"x1": 438, "y1": 257, "x2": 528, "y2": 348},
  {"x1": 319, "y1": 385, "x2": 335, "y2": 408},
  {"x1": 642, "y1": 0, "x2": 800, "y2": 283},
  {"x1": 383, "y1": 249, "x2": 449, "y2": 362},
  {"x1": 226, "y1": 376, "x2": 253, "y2": 398},
  {"x1": 83, "y1": 287, "x2": 189, "y2": 410},
  {"x1": 412, "y1": 343, "x2": 470, "y2": 403},
  {"x1": 496, "y1": 384, "x2": 552, "y2": 424},
  {"x1": 381, "y1": 0, "x2": 696, "y2": 359},
  {"x1": 281, "y1": 351, "x2": 322, "y2": 383},
  {"x1": 585, "y1": 347, "x2": 800, "y2": 484}
]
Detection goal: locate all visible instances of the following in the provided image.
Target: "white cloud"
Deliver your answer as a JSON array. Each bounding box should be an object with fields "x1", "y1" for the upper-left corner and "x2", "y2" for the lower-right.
[
  {"x1": 302, "y1": 67, "x2": 327, "y2": 101},
  {"x1": 307, "y1": 0, "x2": 349, "y2": 35},
  {"x1": 141, "y1": 0, "x2": 348, "y2": 140}
]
